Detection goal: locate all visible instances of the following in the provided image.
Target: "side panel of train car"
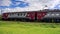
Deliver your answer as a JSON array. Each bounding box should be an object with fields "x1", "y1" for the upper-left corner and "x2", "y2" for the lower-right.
[
  {"x1": 37, "y1": 12, "x2": 47, "y2": 21},
  {"x1": 2, "y1": 12, "x2": 35, "y2": 21},
  {"x1": 2, "y1": 11, "x2": 60, "y2": 22},
  {"x1": 43, "y1": 12, "x2": 60, "y2": 22},
  {"x1": 36, "y1": 11, "x2": 60, "y2": 22}
]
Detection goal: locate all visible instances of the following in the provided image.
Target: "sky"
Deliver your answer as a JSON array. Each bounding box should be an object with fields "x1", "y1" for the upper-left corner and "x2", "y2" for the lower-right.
[{"x1": 0, "y1": 0, "x2": 60, "y2": 14}]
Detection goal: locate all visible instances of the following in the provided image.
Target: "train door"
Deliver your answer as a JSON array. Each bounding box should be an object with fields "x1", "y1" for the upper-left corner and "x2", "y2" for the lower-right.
[
  {"x1": 35, "y1": 12, "x2": 37, "y2": 20},
  {"x1": 26, "y1": 12, "x2": 35, "y2": 20},
  {"x1": 37, "y1": 12, "x2": 47, "y2": 21}
]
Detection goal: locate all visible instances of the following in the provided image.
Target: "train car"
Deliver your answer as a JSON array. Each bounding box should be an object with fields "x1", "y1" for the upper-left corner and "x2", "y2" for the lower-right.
[
  {"x1": 42, "y1": 9, "x2": 60, "y2": 22},
  {"x1": 38, "y1": 9, "x2": 60, "y2": 22},
  {"x1": 2, "y1": 11, "x2": 36, "y2": 21},
  {"x1": 2, "y1": 9, "x2": 60, "y2": 22}
]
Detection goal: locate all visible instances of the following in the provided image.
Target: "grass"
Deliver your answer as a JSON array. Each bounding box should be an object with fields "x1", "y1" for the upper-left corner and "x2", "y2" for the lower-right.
[{"x1": 0, "y1": 21, "x2": 60, "y2": 34}]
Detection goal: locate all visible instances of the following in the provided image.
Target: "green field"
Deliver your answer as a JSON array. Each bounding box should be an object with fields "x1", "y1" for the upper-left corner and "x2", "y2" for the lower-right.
[{"x1": 0, "y1": 21, "x2": 60, "y2": 34}]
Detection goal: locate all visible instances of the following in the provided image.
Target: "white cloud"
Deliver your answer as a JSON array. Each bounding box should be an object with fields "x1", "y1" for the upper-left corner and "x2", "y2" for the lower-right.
[
  {"x1": 0, "y1": 0, "x2": 11, "y2": 6},
  {"x1": 1, "y1": 0, "x2": 60, "y2": 13},
  {"x1": 47, "y1": 0, "x2": 60, "y2": 9}
]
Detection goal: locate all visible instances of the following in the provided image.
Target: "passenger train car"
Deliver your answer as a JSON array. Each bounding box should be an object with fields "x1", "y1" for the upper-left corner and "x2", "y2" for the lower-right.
[{"x1": 2, "y1": 9, "x2": 60, "y2": 22}]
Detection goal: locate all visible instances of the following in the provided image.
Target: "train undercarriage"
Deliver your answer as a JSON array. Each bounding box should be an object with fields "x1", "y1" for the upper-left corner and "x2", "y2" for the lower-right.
[{"x1": 2, "y1": 17, "x2": 60, "y2": 23}]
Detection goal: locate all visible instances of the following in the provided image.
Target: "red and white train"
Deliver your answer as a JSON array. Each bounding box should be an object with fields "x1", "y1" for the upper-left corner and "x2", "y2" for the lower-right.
[{"x1": 2, "y1": 9, "x2": 60, "y2": 22}]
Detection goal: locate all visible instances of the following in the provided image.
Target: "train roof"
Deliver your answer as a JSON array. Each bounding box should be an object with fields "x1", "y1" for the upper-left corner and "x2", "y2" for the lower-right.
[
  {"x1": 2, "y1": 10, "x2": 39, "y2": 13},
  {"x1": 2, "y1": 9, "x2": 60, "y2": 13}
]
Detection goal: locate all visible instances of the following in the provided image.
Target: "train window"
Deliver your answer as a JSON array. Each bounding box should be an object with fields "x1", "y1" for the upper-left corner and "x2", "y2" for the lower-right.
[
  {"x1": 22, "y1": 13, "x2": 25, "y2": 16},
  {"x1": 21, "y1": 13, "x2": 22, "y2": 16},
  {"x1": 23, "y1": 13, "x2": 26, "y2": 16},
  {"x1": 18, "y1": 13, "x2": 19, "y2": 16},
  {"x1": 56, "y1": 14, "x2": 59, "y2": 16},
  {"x1": 23, "y1": 13, "x2": 25, "y2": 16},
  {"x1": 18, "y1": 13, "x2": 26, "y2": 16},
  {"x1": 10, "y1": 13, "x2": 14, "y2": 16},
  {"x1": 18, "y1": 13, "x2": 21, "y2": 16}
]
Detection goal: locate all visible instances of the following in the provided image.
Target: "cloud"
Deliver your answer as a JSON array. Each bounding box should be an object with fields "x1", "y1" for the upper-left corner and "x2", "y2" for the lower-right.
[
  {"x1": 47, "y1": 0, "x2": 60, "y2": 9},
  {"x1": 0, "y1": 0, "x2": 60, "y2": 13},
  {"x1": 1, "y1": 0, "x2": 43, "y2": 13},
  {"x1": 0, "y1": 0, "x2": 11, "y2": 6}
]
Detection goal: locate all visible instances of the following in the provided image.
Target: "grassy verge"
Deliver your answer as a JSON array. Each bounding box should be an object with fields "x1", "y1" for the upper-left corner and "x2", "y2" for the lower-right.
[{"x1": 0, "y1": 21, "x2": 60, "y2": 34}]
